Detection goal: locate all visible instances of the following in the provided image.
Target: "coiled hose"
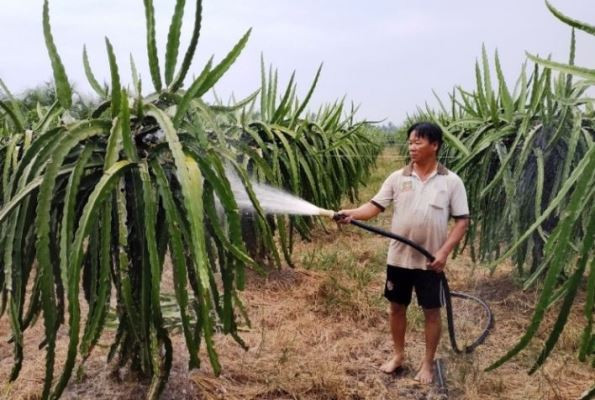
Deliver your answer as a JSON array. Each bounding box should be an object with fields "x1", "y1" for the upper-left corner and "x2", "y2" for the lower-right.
[{"x1": 347, "y1": 219, "x2": 494, "y2": 354}]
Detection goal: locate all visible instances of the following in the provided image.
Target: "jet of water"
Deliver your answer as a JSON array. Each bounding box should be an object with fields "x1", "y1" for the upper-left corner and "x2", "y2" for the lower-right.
[{"x1": 225, "y1": 168, "x2": 334, "y2": 217}]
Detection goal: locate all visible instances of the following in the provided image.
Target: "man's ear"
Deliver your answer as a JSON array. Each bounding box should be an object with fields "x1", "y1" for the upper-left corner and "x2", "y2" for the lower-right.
[{"x1": 431, "y1": 141, "x2": 439, "y2": 153}]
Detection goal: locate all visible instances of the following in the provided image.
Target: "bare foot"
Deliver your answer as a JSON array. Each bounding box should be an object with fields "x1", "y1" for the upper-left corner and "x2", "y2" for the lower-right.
[
  {"x1": 379, "y1": 354, "x2": 404, "y2": 373},
  {"x1": 414, "y1": 361, "x2": 434, "y2": 384}
]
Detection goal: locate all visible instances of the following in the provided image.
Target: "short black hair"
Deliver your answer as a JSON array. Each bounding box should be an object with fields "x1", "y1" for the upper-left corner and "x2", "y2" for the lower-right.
[{"x1": 407, "y1": 122, "x2": 443, "y2": 151}]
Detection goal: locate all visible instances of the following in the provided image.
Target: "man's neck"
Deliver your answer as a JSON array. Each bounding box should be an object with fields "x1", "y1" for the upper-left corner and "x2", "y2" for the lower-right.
[{"x1": 412, "y1": 159, "x2": 438, "y2": 180}]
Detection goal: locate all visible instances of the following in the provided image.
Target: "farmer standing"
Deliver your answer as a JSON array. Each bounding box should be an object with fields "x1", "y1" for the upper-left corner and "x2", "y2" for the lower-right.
[{"x1": 336, "y1": 122, "x2": 470, "y2": 383}]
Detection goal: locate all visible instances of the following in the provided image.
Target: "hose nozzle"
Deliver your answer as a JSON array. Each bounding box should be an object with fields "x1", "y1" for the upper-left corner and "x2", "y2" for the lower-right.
[{"x1": 317, "y1": 208, "x2": 337, "y2": 218}]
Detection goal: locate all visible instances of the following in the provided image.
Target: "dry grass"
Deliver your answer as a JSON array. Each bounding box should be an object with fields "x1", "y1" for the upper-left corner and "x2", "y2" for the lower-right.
[{"x1": 0, "y1": 148, "x2": 592, "y2": 399}]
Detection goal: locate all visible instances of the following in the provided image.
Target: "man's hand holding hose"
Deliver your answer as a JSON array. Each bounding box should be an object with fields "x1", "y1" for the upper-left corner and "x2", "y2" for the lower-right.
[
  {"x1": 334, "y1": 212, "x2": 352, "y2": 224},
  {"x1": 426, "y1": 218, "x2": 469, "y2": 273}
]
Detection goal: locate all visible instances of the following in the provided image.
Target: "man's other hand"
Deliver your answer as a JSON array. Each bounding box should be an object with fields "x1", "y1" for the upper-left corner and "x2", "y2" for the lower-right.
[
  {"x1": 335, "y1": 211, "x2": 353, "y2": 224},
  {"x1": 427, "y1": 249, "x2": 448, "y2": 272}
]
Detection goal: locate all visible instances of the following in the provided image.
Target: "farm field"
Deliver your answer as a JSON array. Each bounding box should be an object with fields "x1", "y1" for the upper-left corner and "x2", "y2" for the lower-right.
[
  {"x1": 1, "y1": 147, "x2": 591, "y2": 400},
  {"x1": 1, "y1": 1, "x2": 594, "y2": 399}
]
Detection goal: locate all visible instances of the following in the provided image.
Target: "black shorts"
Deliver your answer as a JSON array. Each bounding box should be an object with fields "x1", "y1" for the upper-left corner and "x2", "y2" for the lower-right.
[{"x1": 384, "y1": 265, "x2": 445, "y2": 309}]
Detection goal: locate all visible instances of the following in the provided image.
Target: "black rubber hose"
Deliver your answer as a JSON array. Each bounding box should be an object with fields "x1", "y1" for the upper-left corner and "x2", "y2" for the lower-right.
[
  {"x1": 441, "y1": 276, "x2": 494, "y2": 354},
  {"x1": 343, "y1": 218, "x2": 494, "y2": 354},
  {"x1": 349, "y1": 219, "x2": 436, "y2": 261}
]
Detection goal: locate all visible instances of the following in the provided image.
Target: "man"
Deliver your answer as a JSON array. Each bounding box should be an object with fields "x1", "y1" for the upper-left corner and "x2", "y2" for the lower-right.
[{"x1": 336, "y1": 122, "x2": 469, "y2": 384}]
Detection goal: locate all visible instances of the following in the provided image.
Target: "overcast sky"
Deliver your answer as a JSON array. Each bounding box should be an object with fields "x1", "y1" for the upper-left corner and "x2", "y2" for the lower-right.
[{"x1": 1, "y1": 1, "x2": 594, "y2": 124}]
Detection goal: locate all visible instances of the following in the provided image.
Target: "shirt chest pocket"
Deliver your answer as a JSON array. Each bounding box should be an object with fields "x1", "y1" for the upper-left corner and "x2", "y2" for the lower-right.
[
  {"x1": 429, "y1": 183, "x2": 449, "y2": 212},
  {"x1": 424, "y1": 186, "x2": 449, "y2": 226}
]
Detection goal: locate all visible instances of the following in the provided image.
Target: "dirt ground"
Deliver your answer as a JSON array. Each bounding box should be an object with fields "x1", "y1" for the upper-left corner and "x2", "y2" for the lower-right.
[{"x1": 1, "y1": 149, "x2": 593, "y2": 399}]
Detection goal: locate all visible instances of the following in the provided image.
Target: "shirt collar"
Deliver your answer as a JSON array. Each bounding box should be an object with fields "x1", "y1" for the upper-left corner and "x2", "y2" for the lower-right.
[{"x1": 402, "y1": 162, "x2": 448, "y2": 177}]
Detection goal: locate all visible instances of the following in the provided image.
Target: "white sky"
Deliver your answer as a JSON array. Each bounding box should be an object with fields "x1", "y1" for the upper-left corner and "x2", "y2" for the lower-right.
[{"x1": 1, "y1": 1, "x2": 594, "y2": 124}]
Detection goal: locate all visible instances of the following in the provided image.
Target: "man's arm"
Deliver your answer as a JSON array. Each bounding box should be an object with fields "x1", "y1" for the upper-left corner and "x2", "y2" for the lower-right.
[
  {"x1": 337, "y1": 202, "x2": 382, "y2": 223},
  {"x1": 427, "y1": 217, "x2": 469, "y2": 272}
]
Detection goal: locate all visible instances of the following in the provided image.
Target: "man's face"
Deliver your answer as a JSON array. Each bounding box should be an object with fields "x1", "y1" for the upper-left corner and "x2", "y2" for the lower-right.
[{"x1": 408, "y1": 131, "x2": 438, "y2": 163}]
